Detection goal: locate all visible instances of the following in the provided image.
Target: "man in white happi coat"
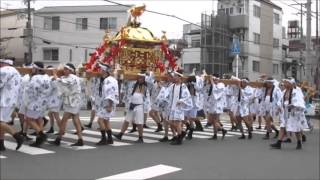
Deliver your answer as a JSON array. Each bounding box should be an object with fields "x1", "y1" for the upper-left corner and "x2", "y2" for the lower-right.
[
  {"x1": 113, "y1": 71, "x2": 150, "y2": 143},
  {"x1": 157, "y1": 70, "x2": 193, "y2": 145},
  {"x1": 95, "y1": 63, "x2": 119, "y2": 145},
  {"x1": 46, "y1": 65, "x2": 62, "y2": 134},
  {"x1": 235, "y1": 78, "x2": 254, "y2": 139},
  {"x1": 0, "y1": 59, "x2": 24, "y2": 151},
  {"x1": 206, "y1": 74, "x2": 227, "y2": 140},
  {"x1": 84, "y1": 76, "x2": 100, "y2": 129},
  {"x1": 193, "y1": 72, "x2": 206, "y2": 131},
  {"x1": 50, "y1": 63, "x2": 84, "y2": 146},
  {"x1": 25, "y1": 62, "x2": 52, "y2": 147},
  {"x1": 271, "y1": 78, "x2": 307, "y2": 150},
  {"x1": 261, "y1": 77, "x2": 282, "y2": 140},
  {"x1": 148, "y1": 78, "x2": 163, "y2": 132},
  {"x1": 224, "y1": 75, "x2": 239, "y2": 131}
]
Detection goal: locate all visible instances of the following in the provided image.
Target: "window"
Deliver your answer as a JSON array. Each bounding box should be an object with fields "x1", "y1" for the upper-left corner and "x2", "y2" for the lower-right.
[
  {"x1": 230, "y1": 7, "x2": 233, "y2": 15},
  {"x1": 273, "y1": 64, "x2": 279, "y2": 74},
  {"x1": 252, "y1": 60, "x2": 260, "y2": 72},
  {"x1": 100, "y1": 17, "x2": 117, "y2": 30},
  {"x1": 238, "y1": 7, "x2": 242, "y2": 14},
  {"x1": 191, "y1": 39, "x2": 200, "y2": 48},
  {"x1": 274, "y1": 13, "x2": 280, "y2": 25},
  {"x1": 44, "y1": 16, "x2": 60, "y2": 30},
  {"x1": 273, "y1": 38, "x2": 279, "y2": 48},
  {"x1": 253, "y1": 33, "x2": 260, "y2": 44},
  {"x1": 43, "y1": 48, "x2": 59, "y2": 61},
  {"x1": 226, "y1": 8, "x2": 229, "y2": 15},
  {"x1": 76, "y1": 18, "x2": 88, "y2": 30},
  {"x1": 253, "y1": 5, "x2": 261, "y2": 18}
]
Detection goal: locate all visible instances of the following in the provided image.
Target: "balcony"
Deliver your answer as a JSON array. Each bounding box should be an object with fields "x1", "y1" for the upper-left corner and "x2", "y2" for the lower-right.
[{"x1": 228, "y1": 15, "x2": 249, "y2": 29}]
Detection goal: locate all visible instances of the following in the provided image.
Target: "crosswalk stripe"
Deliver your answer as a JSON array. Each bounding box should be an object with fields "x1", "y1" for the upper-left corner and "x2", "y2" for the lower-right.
[
  {"x1": 4, "y1": 141, "x2": 55, "y2": 155},
  {"x1": 0, "y1": 155, "x2": 7, "y2": 159},
  {"x1": 63, "y1": 132, "x2": 131, "y2": 147},
  {"x1": 110, "y1": 129, "x2": 158, "y2": 143}
]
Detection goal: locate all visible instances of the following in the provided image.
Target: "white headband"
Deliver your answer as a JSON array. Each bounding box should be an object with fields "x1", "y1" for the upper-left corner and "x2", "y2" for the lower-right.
[
  {"x1": 0, "y1": 59, "x2": 13, "y2": 65},
  {"x1": 241, "y1": 79, "x2": 249, "y2": 83},
  {"x1": 99, "y1": 62, "x2": 112, "y2": 73},
  {"x1": 64, "y1": 64, "x2": 75, "y2": 72},
  {"x1": 283, "y1": 78, "x2": 295, "y2": 84}
]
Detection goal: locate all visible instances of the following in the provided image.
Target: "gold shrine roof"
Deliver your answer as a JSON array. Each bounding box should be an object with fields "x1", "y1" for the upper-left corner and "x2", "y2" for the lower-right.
[{"x1": 113, "y1": 26, "x2": 161, "y2": 44}]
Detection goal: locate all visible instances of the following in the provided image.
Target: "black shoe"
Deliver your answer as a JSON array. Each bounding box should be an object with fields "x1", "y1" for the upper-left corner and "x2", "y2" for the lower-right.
[
  {"x1": 96, "y1": 138, "x2": 107, "y2": 145},
  {"x1": 194, "y1": 126, "x2": 204, "y2": 131},
  {"x1": 73, "y1": 127, "x2": 84, "y2": 135},
  {"x1": 113, "y1": 133, "x2": 123, "y2": 140},
  {"x1": 84, "y1": 123, "x2": 92, "y2": 129},
  {"x1": 159, "y1": 136, "x2": 169, "y2": 142},
  {"x1": 302, "y1": 134, "x2": 306, "y2": 142},
  {"x1": 270, "y1": 140, "x2": 282, "y2": 149},
  {"x1": 7, "y1": 121, "x2": 14, "y2": 125},
  {"x1": 169, "y1": 136, "x2": 177, "y2": 142},
  {"x1": 0, "y1": 140, "x2": 6, "y2": 151},
  {"x1": 283, "y1": 138, "x2": 292, "y2": 143},
  {"x1": 256, "y1": 126, "x2": 262, "y2": 130},
  {"x1": 13, "y1": 133, "x2": 24, "y2": 150},
  {"x1": 107, "y1": 138, "x2": 114, "y2": 145},
  {"x1": 230, "y1": 126, "x2": 236, "y2": 131},
  {"x1": 263, "y1": 133, "x2": 270, "y2": 140},
  {"x1": 222, "y1": 129, "x2": 227, "y2": 140},
  {"x1": 248, "y1": 132, "x2": 252, "y2": 139},
  {"x1": 170, "y1": 135, "x2": 182, "y2": 145},
  {"x1": 204, "y1": 123, "x2": 212, "y2": 128},
  {"x1": 128, "y1": 128, "x2": 137, "y2": 133},
  {"x1": 296, "y1": 141, "x2": 302, "y2": 150},
  {"x1": 181, "y1": 131, "x2": 187, "y2": 139},
  {"x1": 49, "y1": 137, "x2": 61, "y2": 146},
  {"x1": 238, "y1": 134, "x2": 246, "y2": 139},
  {"x1": 143, "y1": 124, "x2": 150, "y2": 128},
  {"x1": 71, "y1": 139, "x2": 83, "y2": 146},
  {"x1": 22, "y1": 133, "x2": 33, "y2": 141},
  {"x1": 46, "y1": 127, "x2": 54, "y2": 134},
  {"x1": 186, "y1": 129, "x2": 194, "y2": 140},
  {"x1": 208, "y1": 134, "x2": 217, "y2": 140},
  {"x1": 154, "y1": 124, "x2": 163, "y2": 132},
  {"x1": 273, "y1": 130, "x2": 279, "y2": 139},
  {"x1": 135, "y1": 138, "x2": 144, "y2": 143}
]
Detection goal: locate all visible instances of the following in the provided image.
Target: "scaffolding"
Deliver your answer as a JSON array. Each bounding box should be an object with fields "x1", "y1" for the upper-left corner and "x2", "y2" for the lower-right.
[{"x1": 200, "y1": 13, "x2": 232, "y2": 76}]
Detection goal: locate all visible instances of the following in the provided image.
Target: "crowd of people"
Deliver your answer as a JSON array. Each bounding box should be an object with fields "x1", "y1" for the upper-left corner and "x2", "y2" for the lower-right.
[{"x1": 0, "y1": 58, "x2": 315, "y2": 152}]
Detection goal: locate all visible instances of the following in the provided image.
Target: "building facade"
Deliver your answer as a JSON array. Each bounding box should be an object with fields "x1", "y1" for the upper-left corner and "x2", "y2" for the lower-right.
[
  {"x1": 33, "y1": 5, "x2": 129, "y2": 67},
  {"x1": 0, "y1": 9, "x2": 33, "y2": 66}
]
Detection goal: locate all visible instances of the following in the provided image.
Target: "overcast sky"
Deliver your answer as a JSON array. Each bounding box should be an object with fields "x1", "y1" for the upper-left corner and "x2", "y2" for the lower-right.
[{"x1": 1, "y1": 0, "x2": 318, "y2": 39}]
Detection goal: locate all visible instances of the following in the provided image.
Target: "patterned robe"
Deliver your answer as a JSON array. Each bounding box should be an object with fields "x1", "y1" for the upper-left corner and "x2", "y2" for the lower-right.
[
  {"x1": 56, "y1": 74, "x2": 81, "y2": 110},
  {"x1": 25, "y1": 74, "x2": 52, "y2": 113},
  {"x1": 0, "y1": 66, "x2": 21, "y2": 108},
  {"x1": 96, "y1": 76, "x2": 119, "y2": 119},
  {"x1": 236, "y1": 86, "x2": 254, "y2": 117},
  {"x1": 207, "y1": 82, "x2": 225, "y2": 114}
]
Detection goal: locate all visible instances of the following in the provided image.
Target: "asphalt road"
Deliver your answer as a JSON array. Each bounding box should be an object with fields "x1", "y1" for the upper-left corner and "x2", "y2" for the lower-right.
[{"x1": 1, "y1": 110, "x2": 319, "y2": 180}]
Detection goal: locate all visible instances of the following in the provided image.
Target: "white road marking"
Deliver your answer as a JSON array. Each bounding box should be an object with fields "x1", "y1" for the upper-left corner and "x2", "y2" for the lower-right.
[
  {"x1": 97, "y1": 164, "x2": 182, "y2": 180},
  {"x1": 4, "y1": 141, "x2": 55, "y2": 155},
  {"x1": 0, "y1": 155, "x2": 7, "y2": 159},
  {"x1": 110, "y1": 129, "x2": 159, "y2": 143}
]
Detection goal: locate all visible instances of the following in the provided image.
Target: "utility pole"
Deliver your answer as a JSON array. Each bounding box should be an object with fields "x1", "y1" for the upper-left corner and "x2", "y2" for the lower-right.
[
  {"x1": 25, "y1": 0, "x2": 32, "y2": 64},
  {"x1": 291, "y1": 2, "x2": 306, "y2": 82}
]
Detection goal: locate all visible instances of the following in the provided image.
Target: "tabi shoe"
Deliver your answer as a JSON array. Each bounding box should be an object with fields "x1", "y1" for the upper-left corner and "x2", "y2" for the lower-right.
[
  {"x1": 186, "y1": 129, "x2": 194, "y2": 140},
  {"x1": 302, "y1": 134, "x2": 307, "y2": 142},
  {"x1": 238, "y1": 134, "x2": 246, "y2": 139},
  {"x1": 46, "y1": 127, "x2": 54, "y2": 134},
  {"x1": 170, "y1": 135, "x2": 182, "y2": 145},
  {"x1": 135, "y1": 137, "x2": 144, "y2": 143},
  {"x1": 128, "y1": 124, "x2": 137, "y2": 133},
  {"x1": 270, "y1": 140, "x2": 282, "y2": 149},
  {"x1": 222, "y1": 129, "x2": 227, "y2": 139},
  {"x1": 113, "y1": 133, "x2": 123, "y2": 140},
  {"x1": 49, "y1": 137, "x2": 61, "y2": 146},
  {"x1": 0, "y1": 139, "x2": 6, "y2": 151},
  {"x1": 263, "y1": 133, "x2": 270, "y2": 140},
  {"x1": 159, "y1": 136, "x2": 169, "y2": 142},
  {"x1": 248, "y1": 132, "x2": 252, "y2": 139},
  {"x1": 208, "y1": 134, "x2": 217, "y2": 140},
  {"x1": 181, "y1": 131, "x2": 187, "y2": 139},
  {"x1": 273, "y1": 130, "x2": 279, "y2": 139},
  {"x1": 84, "y1": 123, "x2": 92, "y2": 129},
  {"x1": 169, "y1": 136, "x2": 177, "y2": 142},
  {"x1": 256, "y1": 126, "x2": 262, "y2": 130},
  {"x1": 143, "y1": 124, "x2": 150, "y2": 129},
  {"x1": 296, "y1": 140, "x2": 302, "y2": 150},
  {"x1": 71, "y1": 139, "x2": 84, "y2": 146},
  {"x1": 154, "y1": 124, "x2": 163, "y2": 132},
  {"x1": 107, "y1": 138, "x2": 114, "y2": 145},
  {"x1": 96, "y1": 137, "x2": 107, "y2": 145},
  {"x1": 283, "y1": 138, "x2": 292, "y2": 143},
  {"x1": 13, "y1": 133, "x2": 24, "y2": 150}
]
